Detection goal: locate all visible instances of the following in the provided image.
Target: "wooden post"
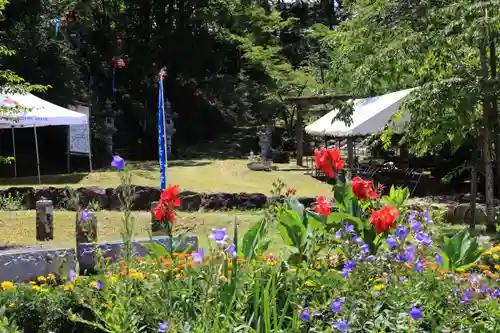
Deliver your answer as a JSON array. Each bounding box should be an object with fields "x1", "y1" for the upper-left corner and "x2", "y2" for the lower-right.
[
  {"x1": 346, "y1": 137, "x2": 354, "y2": 181},
  {"x1": 36, "y1": 200, "x2": 54, "y2": 241},
  {"x1": 296, "y1": 104, "x2": 304, "y2": 166},
  {"x1": 76, "y1": 212, "x2": 98, "y2": 244},
  {"x1": 151, "y1": 201, "x2": 161, "y2": 232}
]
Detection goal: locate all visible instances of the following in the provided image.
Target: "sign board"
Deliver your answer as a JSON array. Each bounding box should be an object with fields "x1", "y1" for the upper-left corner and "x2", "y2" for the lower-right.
[{"x1": 68, "y1": 104, "x2": 91, "y2": 154}]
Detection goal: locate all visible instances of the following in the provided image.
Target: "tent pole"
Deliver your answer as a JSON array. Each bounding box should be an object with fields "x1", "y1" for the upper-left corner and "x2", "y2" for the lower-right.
[
  {"x1": 33, "y1": 126, "x2": 41, "y2": 185},
  {"x1": 11, "y1": 127, "x2": 17, "y2": 177}
]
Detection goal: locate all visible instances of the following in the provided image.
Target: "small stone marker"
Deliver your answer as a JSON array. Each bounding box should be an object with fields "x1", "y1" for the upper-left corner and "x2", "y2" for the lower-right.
[
  {"x1": 36, "y1": 199, "x2": 54, "y2": 241},
  {"x1": 150, "y1": 201, "x2": 161, "y2": 232},
  {"x1": 76, "y1": 211, "x2": 98, "y2": 244}
]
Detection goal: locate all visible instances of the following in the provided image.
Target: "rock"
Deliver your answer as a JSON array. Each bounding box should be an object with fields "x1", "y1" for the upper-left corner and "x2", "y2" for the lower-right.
[
  {"x1": 234, "y1": 193, "x2": 267, "y2": 210},
  {"x1": 446, "y1": 204, "x2": 487, "y2": 224},
  {"x1": 108, "y1": 185, "x2": 161, "y2": 211},
  {"x1": 34, "y1": 187, "x2": 76, "y2": 209},
  {"x1": 297, "y1": 197, "x2": 316, "y2": 208},
  {"x1": 200, "y1": 192, "x2": 236, "y2": 210},
  {"x1": 77, "y1": 186, "x2": 109, "y2": 210},
  {"x1": 3, "y1": 187, "x2": 35, "y2": 209},
  {"x1": 77, "y1": 235, "x2": 198, "y2": 271},
  {"x1": 35, "y1": 200, "x2": 54, "y2": 241},
  {"x1": 179, "y1": 192, "x2": 203, "y2": 211},
  {"x1": 0, "y1": 247, "x2": 76, "y2": 282}
]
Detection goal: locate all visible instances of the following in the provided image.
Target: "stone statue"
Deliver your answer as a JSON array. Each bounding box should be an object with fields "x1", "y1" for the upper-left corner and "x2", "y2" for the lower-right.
[
  {"x1": 257, "y1": 125, "x2": 272, "y2": 160},
  {"x1": 100, "y1": 99, "x2": 118, "y2": 159}
]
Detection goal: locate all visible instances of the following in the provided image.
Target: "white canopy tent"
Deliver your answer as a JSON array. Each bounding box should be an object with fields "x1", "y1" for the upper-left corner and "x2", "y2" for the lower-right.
[
  {"x1": 305, "y1": 88, "x2": 415, "y2": 137},
  {"x1": 0, "y1": 93, "x2": 89, "y2": 184}
]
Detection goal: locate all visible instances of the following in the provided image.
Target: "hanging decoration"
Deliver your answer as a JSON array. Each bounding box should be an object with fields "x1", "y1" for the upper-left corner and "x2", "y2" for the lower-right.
[
  {"x1": 51, "y1": 18, "x2": 60, "y2": 35},
  {"x1": 111, "y1": 57, "x2": 126, "y2": 93},
  {"x1": 60, "y1": 10, "x2": 75, "y2": 25},
  {"x1": 158, "y1": 68, "x2": 168, "y2": 189}
]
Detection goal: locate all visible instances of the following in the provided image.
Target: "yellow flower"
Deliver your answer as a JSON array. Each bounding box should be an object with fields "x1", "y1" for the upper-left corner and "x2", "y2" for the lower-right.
[
  {"x1": 129, "y1": 272, "x2": 145, "y2": 280},
  {"x1": 494, "y1": 264, "x2": 500, "y2": 271},
  {"x1": 37, "y1": 276, "x2": 46, "y2": 283},
  {"x1": 109, "y1": 275, "x2": 118, "y2": 284},
  {"x1": 493, "y1": 254, "x2": 499, "y2": 260},
  {"x1": 32, "y1": 285, "x2": 42, "y2": 292},
  {"x1": 29, "y1": 281, "x2": 36, "y2": 285},
  {"x1": 63, "y1": 284, "x2": 74, "y2": 291},
  {"x1": 373, "y1": 284, "x2": 385, "y2": 291},
  {"x1": 47, "y1": 274, "x2": 56, "y2": 281},
  {"x1": 89, "y1": 281, "x2": 99, "y2": 288},
  {"x1": 374, "y1": 277, "x2": 384, "y2": 282},
  {"x1": 8, "y1": 303, "x2": 14, "y2": 308},
  {"x1": 1, "y1": 281, "x2": 14, "y2": 290},
  {"x1": 456, "y1": 267, "x2": 466, "y2": 273},
  {"x1": 304, "y1": 281, "x2": 315, "y2": 287}
]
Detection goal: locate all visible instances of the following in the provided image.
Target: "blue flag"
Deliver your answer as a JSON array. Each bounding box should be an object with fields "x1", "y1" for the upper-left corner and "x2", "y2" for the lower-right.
[{"x1": 158, "y1": 79, "x2": 167, "y2": 189}]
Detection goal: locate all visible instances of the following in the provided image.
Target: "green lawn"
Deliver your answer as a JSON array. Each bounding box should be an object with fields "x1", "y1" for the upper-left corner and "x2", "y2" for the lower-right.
[
  {"x1": 0, "y1": 159, "x2": 330, "y2": 197},
  {"x1": 0, "y1": 210, "x2": 285, "y2": 254}
]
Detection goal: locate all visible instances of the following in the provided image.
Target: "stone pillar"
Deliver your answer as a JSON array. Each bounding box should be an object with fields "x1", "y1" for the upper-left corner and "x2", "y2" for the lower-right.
[
  {"x1": 151, "y1": 201, "x2": 161, "y2": 232},
  {"x1": 76, "y1": 213, "x2": 98, "y2": 244},
  {"x1": 36, "y1": 200, "x2": 54, "y2": 241}
]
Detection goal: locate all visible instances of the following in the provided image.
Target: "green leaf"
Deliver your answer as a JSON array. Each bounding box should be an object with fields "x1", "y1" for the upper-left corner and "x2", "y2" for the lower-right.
[
  {"x1": 141, "y1": 241, "x2": 170, "y2": 260},
  {"x1": 305, "y1": 212, "x2": 325, "y2": 232},
  {"x1": 327, "y1": 212, "x2": 364, "y2": 231},
  {"x1": 279, "y1": 210, "x2": 306, "y2": 248},
  {"x1": 241, "y1": 218, "x2": 269, "y2": 261},
  {"x1": 285, "y1": 197, "x2": 305, "y2": 218}
]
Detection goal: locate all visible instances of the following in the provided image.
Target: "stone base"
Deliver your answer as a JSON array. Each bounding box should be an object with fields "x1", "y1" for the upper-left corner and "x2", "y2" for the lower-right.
[
  {"x1": 77, "y1": 236, "x2": 198, "y2": 271},
  {"x1": 0, "y1": 247, "x2": 76, "y2": 282}
]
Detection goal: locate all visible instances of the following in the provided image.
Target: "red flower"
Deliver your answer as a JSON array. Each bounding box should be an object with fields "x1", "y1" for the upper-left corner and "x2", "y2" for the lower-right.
[
  {"x1": 286, "y1": 188, "x2": 296, "y2": 196},
  {"x1": 313, "y1": 195, "x2": 331, "y2": 216},
  {"x1": 116, "y1": 39, "x2": 123, "y2": 47},
  {"x1": 370, "y1": 205, "x2": 399, "y2": 233},
  {"x1": 351, "y1": 177, "x2": 377, "y2": 201},
  {"x1": 313, "y1": 147, "x2": 344, "y2": 178},
  {"x1": 112, "y1": 57, "x2": 126, "y2": 69},
  {"x1": 154, "y1": 185, "x2": 181, "y2": 223}
]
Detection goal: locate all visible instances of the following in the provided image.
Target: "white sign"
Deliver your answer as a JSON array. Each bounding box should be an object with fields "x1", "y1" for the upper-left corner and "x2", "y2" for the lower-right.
[{"x1": 68, "y1": 104, "x2": 91, "y2": 154}]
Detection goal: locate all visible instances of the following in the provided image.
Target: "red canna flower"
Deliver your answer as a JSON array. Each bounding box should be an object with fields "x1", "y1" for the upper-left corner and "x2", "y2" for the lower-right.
[
  {"x1": 313, "y1": 195, "x2": 331, "y2": 216},
  {"x1": 155, "y1": 185, "x2": 181, "y2": 223},
  {"x1": 370, "y1": 205, "x2": 399, "y2": 233},
  {"x1": 313, "y1": 147, "x2": 344, "y2": 179},
  {"x1": 351, "y1": 177, "x2": 377, "y2": 201}
]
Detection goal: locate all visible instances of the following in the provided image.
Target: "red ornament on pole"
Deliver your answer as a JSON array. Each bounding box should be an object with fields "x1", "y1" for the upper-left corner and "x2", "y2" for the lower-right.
[
  {"x1": 112, "y1": 57, "x2": 126, "y2": 69},
  {"x1": 116, "y1": 39, "x2": 123, "y2": 47}
]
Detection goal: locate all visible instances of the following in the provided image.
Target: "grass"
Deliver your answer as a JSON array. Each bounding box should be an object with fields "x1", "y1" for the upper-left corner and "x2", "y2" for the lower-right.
[
  {"x1": 0, "y1": 159, "x2": 329, "y2": 196},
  {"x1": 0, "y1": 210, "x2": 285, "y2": 254}
]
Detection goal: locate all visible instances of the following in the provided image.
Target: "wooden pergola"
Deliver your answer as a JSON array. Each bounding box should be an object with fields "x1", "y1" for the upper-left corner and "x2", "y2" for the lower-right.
[{"x1": 283, "y1": 94, "x2": 352, "y2": 166}]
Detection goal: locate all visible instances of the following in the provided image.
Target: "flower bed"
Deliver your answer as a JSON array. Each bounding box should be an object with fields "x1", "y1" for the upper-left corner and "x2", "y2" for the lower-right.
[{"x1": 0, "y1": 152, "x2": 498, "y2": 332}]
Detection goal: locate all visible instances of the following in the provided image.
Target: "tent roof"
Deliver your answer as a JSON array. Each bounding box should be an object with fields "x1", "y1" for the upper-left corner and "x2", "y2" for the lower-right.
[
  {"x1": 304, "y1": 88, "x2": 414, "y2": 138},
  {"x1": 0, "y1": 93, "x2": 88, "y2": 128}
]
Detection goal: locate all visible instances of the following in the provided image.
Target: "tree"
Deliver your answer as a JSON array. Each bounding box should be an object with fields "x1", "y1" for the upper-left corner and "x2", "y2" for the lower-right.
[{"x1": 315, "y1": 0, "x2": 500, "y2": 230}]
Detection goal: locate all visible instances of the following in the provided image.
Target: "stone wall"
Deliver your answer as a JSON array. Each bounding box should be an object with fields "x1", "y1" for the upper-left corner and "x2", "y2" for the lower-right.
[{"x1": 0, "y1": 186, "x2": 316, "y2": 211}]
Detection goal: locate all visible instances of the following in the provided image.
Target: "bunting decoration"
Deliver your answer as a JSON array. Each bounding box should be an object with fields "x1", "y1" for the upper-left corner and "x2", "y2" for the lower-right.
[
  {"x1": 111, "y1": 56, "x2": 126, "y2": 93},
  {"x1": 51, "y1": 18, "x2": 60, "y2": 35}
]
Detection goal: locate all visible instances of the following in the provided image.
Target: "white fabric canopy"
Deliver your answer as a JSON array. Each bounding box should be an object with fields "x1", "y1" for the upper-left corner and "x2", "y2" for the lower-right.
[
  {"x1": 0, "y1": 93, "x2": 88, "y2": 128},
  {"x1": 305, "y1": 88, "x2": 415, "y2": 137}
]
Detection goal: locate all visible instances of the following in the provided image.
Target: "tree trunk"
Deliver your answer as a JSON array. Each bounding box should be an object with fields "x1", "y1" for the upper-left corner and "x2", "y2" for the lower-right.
[
  {"x1": 470, "y1": 148, "x2": 478, "y2": 230},
  {"x1": 479, "y1": 36, "x2": 496, "y2": 232}
]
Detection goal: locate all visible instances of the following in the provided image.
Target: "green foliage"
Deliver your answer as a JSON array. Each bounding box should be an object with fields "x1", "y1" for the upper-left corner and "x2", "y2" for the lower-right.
[
  {"x1": 439, "y1": 228, "x2": 482, "y2": 272},
  {"x1": 381, "y1": 186, "x2": 410, "y2": 211},
  {"x1": 0, "y1": 193, "x2": 24, "y2": 211}
]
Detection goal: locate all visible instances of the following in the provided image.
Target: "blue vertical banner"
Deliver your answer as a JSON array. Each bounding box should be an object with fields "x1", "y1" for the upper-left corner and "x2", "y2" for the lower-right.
[{"x1": 158, "y1": 72, "x2": 167, "y2": 189}]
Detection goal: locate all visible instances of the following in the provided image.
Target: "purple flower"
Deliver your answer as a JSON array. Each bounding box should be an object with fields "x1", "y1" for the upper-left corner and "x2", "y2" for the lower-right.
[
  {"x1": 396, "y1": 225, "x2": 408, "y2": 239},
  {"x1": 411, "y1": 221, "x2": 422, "y2": 233},
  {"x1": 415, "y1": 232, "x2": 432, "y2": 247},
  {"x1": 360, "y1": 243, "x2": 369, "y2": 254},
  {"x1": 352, "y1": 234, "x2": 363, "y2": 243},
  {"x1": 481, "y1": 284, "x2": 488, "y2": 296},
  {"x1": 95, "y1": 280, "x2": 103, "y2": 289},
  {"x1": 460, "y1": 289, "x2": 472, "y2": 303},
  {"x1": 404, "y1": 245, "x2": 416, "y2": 262},
  {"x1": 408, "y1": 305, "x2": 422, "y2": 320},
  {"x1": 81, "y1": 209, "x2": 92, "y2": 221},
  {"x1": 342, "y1": 260, "x2": 355, "y2": 279},
  {"x1": 210, "y1": 228, "x2": 230, "y2": 247},
  {"x1": 225, "y1": 243, "x2": 237, "y2": 259},
  {"x1": 414, "y1": 260, "x2": 424, "y2": 272},
  {"x1": 434, "y1": 252, "x2": 443, "y2": 265},
  {"x1": 399, "y1": 276, "x2": 408, "y2": 283},
  {"x1": 335, "y1": 319, "x2": 349, "y2": 333},
  {"x1": 191, "y1": 248, "x2": 205, "y2": 263},
  {"x1": 345, "y1": 224, "x2": 355, "y2": 233},
  {"x1": 300, "y1": 309, "x2": 311, "y2": 322},
  {"x1": 331, "y1": 297, "x2": 345, "y2": 313},
  {"x1": 158, "y1": 322, "x2": 168, "y2": 332},
  {"x1": 366, "y1": 255, "x2": 375, "y2": 262},
  {"x1": 386, "y1": 236, "x2": 397, "y2": 249},
  {"x1": 468, "y1": 274, "x2": 481, "y2": 284},
  {"x1": 423, "y1": 209, "x2": 433, "y2": 223},
  {"x1": 69, "y1": 270, "x2": 76, "y2": 282},
  {"x1": 111, "y1": 155, "x2": 126, "y2": 171},
  {"x1": 491, "y1": 289, "x2": 500, "y2": 299},
  {"x1": 335, "y1": 230, "x2": 342, "y2": 239}
]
